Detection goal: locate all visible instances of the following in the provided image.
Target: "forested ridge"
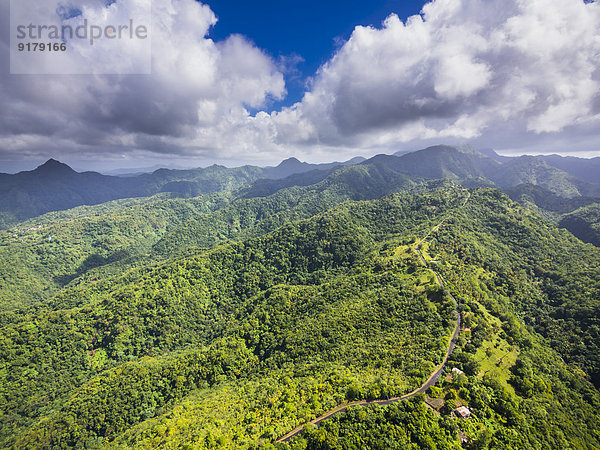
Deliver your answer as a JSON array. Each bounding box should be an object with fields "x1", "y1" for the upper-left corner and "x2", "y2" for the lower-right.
[
  {"x1": 0, "y1": 162, "x2": 420, "y2": 312},
  {"x1": 1, "y1": 149, "x2": 600, "y2": 448},
  {"x1": 2, "y1": 145, "x2": 599, "y2": 230},
  {"x1": 558, "y1": 203, "x2": 600, "y2": 247},
  {"x1": 0, "y1": 192, "x2": 231, "y2": 310}
]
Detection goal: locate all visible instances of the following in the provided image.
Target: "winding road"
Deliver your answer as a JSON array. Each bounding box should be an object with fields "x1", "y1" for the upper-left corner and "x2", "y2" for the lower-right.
[{"x1": 274, "y1": 190, "x2": 469, "y2": 444}]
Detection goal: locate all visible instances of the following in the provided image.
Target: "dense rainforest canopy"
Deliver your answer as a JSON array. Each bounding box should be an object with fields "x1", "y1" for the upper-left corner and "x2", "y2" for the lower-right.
[{"x1": 1, "y1": 146, "x2": 600, "y2": 449}]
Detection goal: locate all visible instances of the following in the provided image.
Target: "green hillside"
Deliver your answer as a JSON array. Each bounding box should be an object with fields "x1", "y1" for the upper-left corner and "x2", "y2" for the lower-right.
[
  {"x1": 505, "y1": 183, "x2": 596, "y2": 215},
  {"x1": 152, "y1": 164, "x2": 417, "y2": 257},
  {"x1": 1, "y1": 186, "x2": 600, "y2": 448},
  {"x1": 0, "y1": 193, "x2": 231, "y2": 311},
  {"x1": 559, "y1": 203, "x2": 600, "y2": 247},
  {"x1": 487, "y1": 156, "x2": 583, "y2": 197},
  {"x1": 0, "y1": 158, "x2": 357, "y2": 228},
  {"x1": 0, "y1": 163, "x2": 422, "y2": 311}
]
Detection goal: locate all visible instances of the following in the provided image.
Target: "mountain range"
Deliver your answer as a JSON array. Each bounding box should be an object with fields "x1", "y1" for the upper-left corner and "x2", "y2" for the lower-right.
[
  {"x1": 2, "y1": 146, "x2": 598, "y2": 243},
  {"x1": 1, "y1": 144, "x2": 600, "y2": 448},
  {"x1": 0, "y1": 156, "x2": 366, "y2": 227}
]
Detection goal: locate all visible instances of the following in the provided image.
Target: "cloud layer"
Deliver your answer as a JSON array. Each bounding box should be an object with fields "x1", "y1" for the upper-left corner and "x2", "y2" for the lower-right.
[
  {"x1": 1, "y1": 0, "x2": 599, "y2": 168},
  {"x1": 1, "y1": 0, "x2": 284, "y2": 164},
  {"x1": 272, "y1": 0, "x2": 600, "y2": 155}
]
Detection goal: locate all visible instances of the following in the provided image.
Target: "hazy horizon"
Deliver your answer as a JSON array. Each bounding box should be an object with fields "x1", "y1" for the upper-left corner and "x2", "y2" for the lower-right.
[{"x1": 1, "y1": 146, "x2": 600, "y2": 175}]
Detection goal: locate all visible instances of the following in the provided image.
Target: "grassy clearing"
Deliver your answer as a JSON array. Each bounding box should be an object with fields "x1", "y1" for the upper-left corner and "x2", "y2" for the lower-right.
[
  {"x1": 392, "y1": 244, "x2": 412, "y2": 259},
  {"x1": 470, "y1": 302, "x2": 518, "y2": 394},
  {"x1": 474, "y1": 338, "x2": 518, "y2": 395}
]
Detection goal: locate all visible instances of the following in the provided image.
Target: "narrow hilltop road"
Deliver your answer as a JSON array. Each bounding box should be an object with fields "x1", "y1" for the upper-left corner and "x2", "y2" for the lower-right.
[{"x1": 274, "y1": 190, "x2": 469, "y2": 444}]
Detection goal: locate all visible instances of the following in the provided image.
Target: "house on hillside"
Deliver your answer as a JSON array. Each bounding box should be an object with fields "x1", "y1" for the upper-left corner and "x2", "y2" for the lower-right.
[{"x1": 455, "y1": 406, "x2": 471, "y2": 419}]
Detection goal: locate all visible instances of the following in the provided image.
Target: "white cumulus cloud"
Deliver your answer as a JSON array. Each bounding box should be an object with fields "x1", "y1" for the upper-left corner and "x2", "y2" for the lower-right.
[
  {"x1": 1, "y1": 0, "x2": 599, "y2": 168},
  {"x1": 0, "y1": 0, "x2": 285, "y2": 163},
  {"x1": 267, "y1": 0, "x2": 600, "y2": 157}
]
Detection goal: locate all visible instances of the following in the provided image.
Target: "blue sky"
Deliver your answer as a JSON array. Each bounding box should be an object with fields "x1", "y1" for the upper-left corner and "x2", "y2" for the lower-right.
[{"x1": 207, "y1": 0, "x2": 426, "y2": 108}]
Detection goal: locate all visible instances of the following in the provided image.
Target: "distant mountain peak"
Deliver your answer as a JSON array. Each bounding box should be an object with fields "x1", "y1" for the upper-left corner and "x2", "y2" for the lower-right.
[
  {"x1": 393, "y1": 145, "x2": 460, "y2": 158},
  {"x1": 42, "y1": 158, "x2": 62, "y2": 165},
  {"x1": 277, "y1": 157, "x2": 305, "y2": 167},
  {"x1": 35, "y1": 158, "x2": 76, "y2": 174}
]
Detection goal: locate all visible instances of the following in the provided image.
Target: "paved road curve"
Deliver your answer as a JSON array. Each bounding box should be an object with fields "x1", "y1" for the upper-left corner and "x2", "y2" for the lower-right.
[
  {"x1": 274, "y1": 192, "x2": 469, "y2": 444},
  {"x1": 275, "y1": 295, "x2": 460, "y2": 443}
]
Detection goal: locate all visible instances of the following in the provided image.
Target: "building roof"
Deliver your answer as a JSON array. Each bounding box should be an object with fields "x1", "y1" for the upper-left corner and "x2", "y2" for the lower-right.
[{"x1": 455, "y1": 406, "x2": 471, "y2": 418}]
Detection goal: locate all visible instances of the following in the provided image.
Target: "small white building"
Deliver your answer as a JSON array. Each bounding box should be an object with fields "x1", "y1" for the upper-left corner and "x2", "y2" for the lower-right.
[
  {"x1": 452, "y1": 367, "x2": 464, "y2": 376},
  {"x1": 455, "y1": 406, "x2": 471, "y2": 419}
]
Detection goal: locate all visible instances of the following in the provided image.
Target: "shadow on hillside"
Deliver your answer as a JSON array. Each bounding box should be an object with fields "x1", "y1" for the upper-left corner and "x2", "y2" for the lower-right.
[{"x1": 54, "y1": 250, "x2": 131, "y2": 286}]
